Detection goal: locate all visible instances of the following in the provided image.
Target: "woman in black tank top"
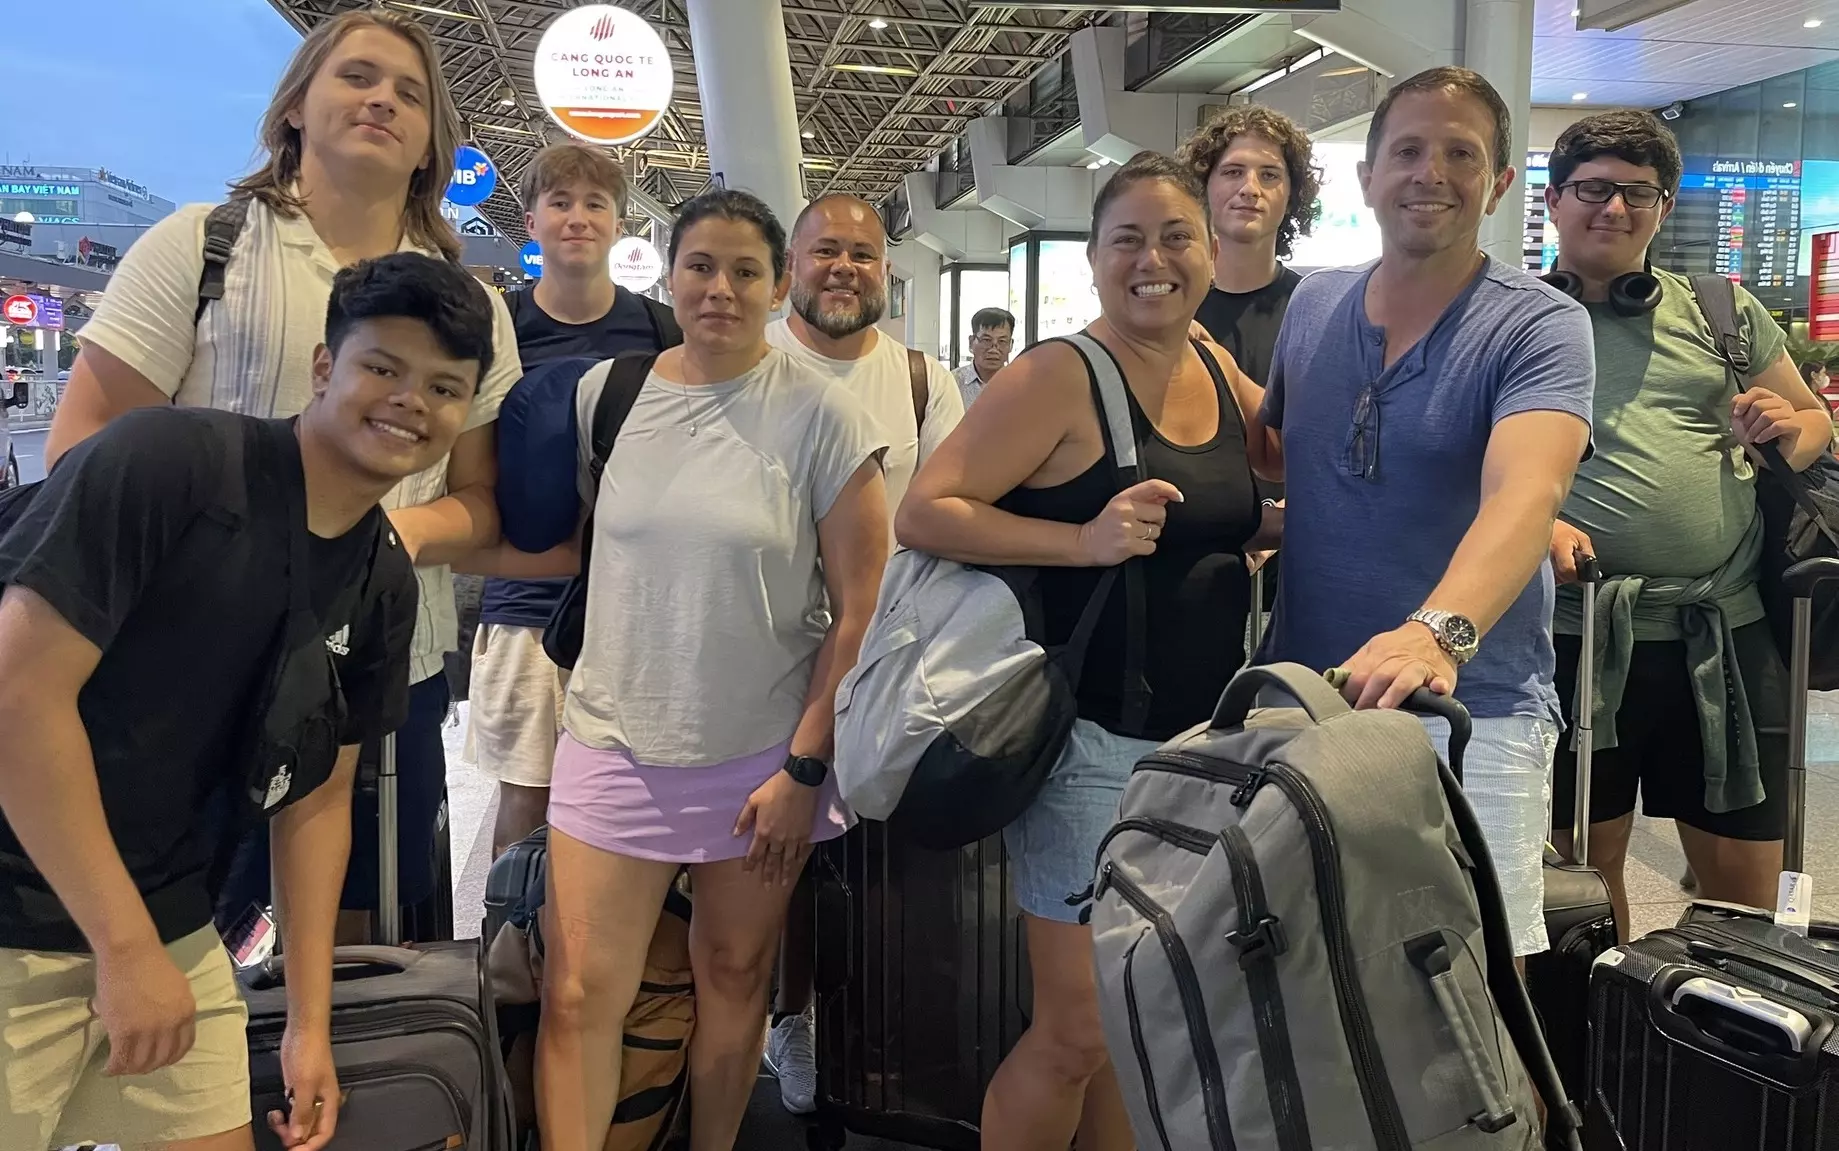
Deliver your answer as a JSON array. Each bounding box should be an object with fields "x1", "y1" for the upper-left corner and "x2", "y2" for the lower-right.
[{"x1": 897, "y1": 153, "x2": 1281, "y2": 1151}]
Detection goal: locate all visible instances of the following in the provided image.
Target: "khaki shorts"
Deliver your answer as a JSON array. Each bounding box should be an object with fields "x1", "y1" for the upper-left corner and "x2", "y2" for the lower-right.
[
  {"x1": 0, "y1": 925, "x2": 251, "y2": 1149},
  {"x1": 468, "y1": 622, "x2": 571, "y2": 788}
]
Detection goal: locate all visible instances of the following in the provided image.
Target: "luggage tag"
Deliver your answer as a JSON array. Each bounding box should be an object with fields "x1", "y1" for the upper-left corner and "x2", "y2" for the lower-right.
[
  {"x1": 1776, "y1": 871, "x2": 1813, "y2": 936},
  {"x1": 224, "y1": 901, "x2": 278, "y2": 969}
]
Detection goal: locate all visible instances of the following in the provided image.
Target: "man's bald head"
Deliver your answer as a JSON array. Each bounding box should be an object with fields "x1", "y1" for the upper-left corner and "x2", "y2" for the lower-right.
[
  {"x1": 787, "y1": 193, "x2": 890, "y2": 341},
  {"x1": 792, "y1": 193, "x2": 885, "y2": 246}
]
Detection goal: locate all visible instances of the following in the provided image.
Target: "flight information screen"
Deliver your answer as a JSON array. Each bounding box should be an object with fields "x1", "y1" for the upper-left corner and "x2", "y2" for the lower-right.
[{"x1": 1671, "y1": 158, "x2": 1802, "y2": 313}]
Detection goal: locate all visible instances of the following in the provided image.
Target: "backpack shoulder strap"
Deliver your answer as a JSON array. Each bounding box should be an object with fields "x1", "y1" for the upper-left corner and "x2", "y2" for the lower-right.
[
  {"x1": 906, "y1": 348, "x2": 929, "y2": 433},
  {"x1": 1690, "y1": 273, "x2": 1753, "y2": 379},
  {"x1": 1049, "y1": 331, "x2": 1152, "y2": 733},
  {"x1": 587, "y1": 352, "x2": 655, "y2": 488},
  {"x1": 639, "y1": 294, "x2": 684, "y2": 350},
  {"x1": 196, "y1": 199, "x2": 252, "y2": 325},
  {"x1": 1054, "y1": 333, "x2": 1141, "y2": 485}
]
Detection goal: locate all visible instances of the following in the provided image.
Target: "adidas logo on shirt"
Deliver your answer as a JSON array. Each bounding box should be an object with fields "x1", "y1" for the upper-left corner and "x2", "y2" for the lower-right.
[{"x1": 325, "y1": 625, "x2": 351, "y2": 657}]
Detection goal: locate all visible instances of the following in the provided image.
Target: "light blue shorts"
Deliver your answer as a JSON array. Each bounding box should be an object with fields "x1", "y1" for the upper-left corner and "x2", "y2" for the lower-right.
[{"x1": 1004, "y1": 718, "x2": 1160, "y2": 924}]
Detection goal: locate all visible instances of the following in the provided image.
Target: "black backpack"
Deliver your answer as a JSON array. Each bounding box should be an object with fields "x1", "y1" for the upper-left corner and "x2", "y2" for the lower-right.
[{"x1": 1692, "y1": 272, "x2": 1839, "y2": 689}]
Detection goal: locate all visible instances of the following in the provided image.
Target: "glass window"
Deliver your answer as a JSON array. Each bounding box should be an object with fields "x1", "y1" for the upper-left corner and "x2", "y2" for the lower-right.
[
  {"x1": 1037, "y1": 240, "x2": 1096, "y2": 343},
  {"x1": 1009, "y1": 242, "x2": 1032, "y2": 347},
  {"x1": 939, "y1": 269, "x2": 954, "y2": 363}
]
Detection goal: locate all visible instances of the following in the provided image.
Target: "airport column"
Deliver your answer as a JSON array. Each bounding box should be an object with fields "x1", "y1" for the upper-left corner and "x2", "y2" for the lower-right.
[
  {"x1": 685, "y1": 0, "x2": 807, "y2": 229},
  {"x1": 1464, "y1": 0, "x2": 1535, "y2": 264}
]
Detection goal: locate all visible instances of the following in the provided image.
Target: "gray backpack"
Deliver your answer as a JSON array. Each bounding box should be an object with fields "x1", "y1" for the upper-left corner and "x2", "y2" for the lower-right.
[{"x1": 1089, "y1": 663, "x2": 1581, "y2": 1151}]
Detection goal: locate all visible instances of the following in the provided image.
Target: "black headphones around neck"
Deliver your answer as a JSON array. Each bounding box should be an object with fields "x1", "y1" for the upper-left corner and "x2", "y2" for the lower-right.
[{"x1": 1540, "y1": 267, "x2": 1664, "y2": 317}]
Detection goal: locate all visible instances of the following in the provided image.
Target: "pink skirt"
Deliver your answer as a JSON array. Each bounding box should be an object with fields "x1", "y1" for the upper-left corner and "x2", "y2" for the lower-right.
[{"x1": 548, "y1": 732, "x2": 854, "y2": 864}]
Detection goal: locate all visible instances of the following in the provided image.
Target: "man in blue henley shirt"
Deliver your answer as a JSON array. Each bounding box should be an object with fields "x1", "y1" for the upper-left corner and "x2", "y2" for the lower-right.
[{"x1": 1257, "y1": 67, "x2": 1597, "y2": 957}]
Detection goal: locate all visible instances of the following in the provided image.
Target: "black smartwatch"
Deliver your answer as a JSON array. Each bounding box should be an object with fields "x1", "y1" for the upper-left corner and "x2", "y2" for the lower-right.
[{"x1": 783, "y1": 754, "x2": 829, "y2": 787}]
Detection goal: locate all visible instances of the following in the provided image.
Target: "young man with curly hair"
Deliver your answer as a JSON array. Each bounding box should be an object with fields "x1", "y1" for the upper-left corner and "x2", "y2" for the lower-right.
[{"x1": 1178, "y1": 104, "x2": 1322, "y2": 385}]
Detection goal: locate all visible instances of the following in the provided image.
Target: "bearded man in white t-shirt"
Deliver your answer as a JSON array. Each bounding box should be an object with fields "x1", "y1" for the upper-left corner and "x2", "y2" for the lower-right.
[{"x1": 760, "y1": 193, "x2": 963, "y2": 1115}]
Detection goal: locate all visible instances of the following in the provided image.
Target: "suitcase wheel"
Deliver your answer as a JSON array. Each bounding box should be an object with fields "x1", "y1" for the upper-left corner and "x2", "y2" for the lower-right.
[{"x1": 806, "y1": 1120, "x2": 846, "y2": 1150}]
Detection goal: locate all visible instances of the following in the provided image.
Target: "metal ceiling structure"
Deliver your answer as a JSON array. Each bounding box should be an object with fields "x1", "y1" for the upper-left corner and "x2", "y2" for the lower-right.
[{"x1": 264, "y1": 1, "x2": 1097, "y2": 243}]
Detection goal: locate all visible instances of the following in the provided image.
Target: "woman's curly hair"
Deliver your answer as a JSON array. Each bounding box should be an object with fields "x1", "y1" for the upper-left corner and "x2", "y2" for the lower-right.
[{"x1": 1177, "y1": 106, "x2": 1323, "y2": 260}]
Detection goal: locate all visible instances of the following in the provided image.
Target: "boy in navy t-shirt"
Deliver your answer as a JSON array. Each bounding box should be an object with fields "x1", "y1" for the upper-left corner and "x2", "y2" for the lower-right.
[{"x1": 474, "y1": 144, "x2": 680, "y2": 857}]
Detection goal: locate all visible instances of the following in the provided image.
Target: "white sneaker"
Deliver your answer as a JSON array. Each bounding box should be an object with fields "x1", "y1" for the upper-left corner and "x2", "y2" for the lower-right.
[{"x1": 763, "y1": 1008, "x2": 818, "y2": 1115}]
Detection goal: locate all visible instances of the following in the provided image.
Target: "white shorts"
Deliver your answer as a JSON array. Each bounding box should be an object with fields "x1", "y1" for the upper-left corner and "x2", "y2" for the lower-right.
[
  {"x1": 1423, "y1": 713, "x2": 1558, "y2": 957},
  {"x1": 468, "y1": 623, "x2": 570, "y2": 788}
]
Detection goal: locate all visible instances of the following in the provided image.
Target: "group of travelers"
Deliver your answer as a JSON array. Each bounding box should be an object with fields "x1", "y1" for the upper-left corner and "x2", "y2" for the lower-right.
[{"x1": 0, "y1": 5, "x2": 1826, "y2": 1151}]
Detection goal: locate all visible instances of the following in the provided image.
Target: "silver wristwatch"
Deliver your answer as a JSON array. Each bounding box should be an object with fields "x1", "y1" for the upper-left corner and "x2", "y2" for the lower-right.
[{"x1": 1407, "y1": 609, "x2": 1480, "y2": 666}]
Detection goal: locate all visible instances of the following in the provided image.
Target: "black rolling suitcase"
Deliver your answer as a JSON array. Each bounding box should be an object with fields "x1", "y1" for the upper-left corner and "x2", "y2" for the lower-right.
[
  {"x1": 1524, "y1": 556, "x2": 1617, "y2": 1124},
  {"x1": 243, "y1": 732, "x2": 512, "y2": 1149},
  {"x1": 1581, "y1": 555, "x2": 1839, "y2": 1150},
  {"x1": 808, "y1": 823, "x2": 1031, "y2": 1151}
]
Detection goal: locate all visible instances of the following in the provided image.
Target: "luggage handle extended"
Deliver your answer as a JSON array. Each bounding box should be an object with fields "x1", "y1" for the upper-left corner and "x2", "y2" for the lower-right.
[
  {"x1": 1783, "y1": 556, "x2": 1839, "y2": 875},
  {"x1": 1570, "y1": 553, "x2": 1602, "y2": 866}
]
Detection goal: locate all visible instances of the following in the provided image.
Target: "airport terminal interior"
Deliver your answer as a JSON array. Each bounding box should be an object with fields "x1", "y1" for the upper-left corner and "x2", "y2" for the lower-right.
[{"x1": 9, "y1": 0, "x2": 1839, "y2": 1149}]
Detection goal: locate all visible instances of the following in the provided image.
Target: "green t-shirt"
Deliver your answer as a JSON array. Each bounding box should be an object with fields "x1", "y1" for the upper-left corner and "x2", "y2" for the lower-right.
[{"x1": 1556, "y1": 268, "x2": 1785, "y2": 636}]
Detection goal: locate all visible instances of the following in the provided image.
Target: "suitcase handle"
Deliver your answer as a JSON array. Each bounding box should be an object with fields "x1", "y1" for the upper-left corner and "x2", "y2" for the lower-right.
[
  {"x1": 1785, "y1": 555, "x2": 1839, "y2": 598},
  {"x1": 243, "y1": 945, "x2": 421, "y2": 991},
  {"x1": 1668, "y1": 975, "x2": 1817, "y2": 1056},
  {"x1": 1399, "y1": 689, "x2": 1471, "y2": 780}
]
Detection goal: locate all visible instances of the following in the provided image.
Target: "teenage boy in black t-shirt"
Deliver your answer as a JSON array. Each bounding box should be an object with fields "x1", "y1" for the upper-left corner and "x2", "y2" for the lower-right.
[
  {"x1": 0, "y1": 252, "x2": 496, "y2": 1151},
  {"x1": 1179, "y1": 105, "x2": 1321, "y2": 588}
]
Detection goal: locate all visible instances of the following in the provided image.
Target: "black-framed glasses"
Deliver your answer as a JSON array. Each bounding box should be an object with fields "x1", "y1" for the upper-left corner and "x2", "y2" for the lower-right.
[
  {"x1": 971, "y1": 333, "x2": 1013, "y2": 351},
  {"x1": 1557, "y1": 179, "x2": 1668, "y2": 210},
  {"x1": 1347, "y1": 384, "x2": 1380, "y2": 481}
]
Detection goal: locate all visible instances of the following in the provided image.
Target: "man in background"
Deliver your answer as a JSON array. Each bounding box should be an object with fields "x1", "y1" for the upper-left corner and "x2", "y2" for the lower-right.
[
  {"x1": 953, "y1": 306, "x2": 1015, "y2": 408},
  {"x1": 474, "y1": 144, "x2": 680, "y2": 859},
  {"x1": 761, "y1": 192, "x2": 964, "y2": 1115}
]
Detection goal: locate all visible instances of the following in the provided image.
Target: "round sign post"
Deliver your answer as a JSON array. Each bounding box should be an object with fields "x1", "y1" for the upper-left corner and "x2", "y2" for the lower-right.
[
  {"x1": 534, "y1": 6, "x2": 673, "y2": 146},
  {"x1": 446, "y1": 145, "x2": 499, "y2": 207},
  {"x1": 519, "y1": 241, "x2": 545, "y2": 279},
  {"x1": 2, "y1": 295, "x2": 37, "y2": 326},
  {"x1": 609, "y1": 237, "x2": 663, "y2": 293}
]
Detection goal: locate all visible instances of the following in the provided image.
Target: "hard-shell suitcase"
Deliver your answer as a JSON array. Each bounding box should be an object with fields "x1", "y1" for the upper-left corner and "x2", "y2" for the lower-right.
[
  {"x1": 807, "y1": 823, "x2": 1031, "y2": 1150},
  {"x1": 244, "y1": 942, "x2": 514, "y2": 1151},
  {"x1": 1523, "y1": 557, "x2": 1617, "y2": 1121},
  {"x1": 1582, "y1": 554, "x2": 1839, "y2": 1150}
]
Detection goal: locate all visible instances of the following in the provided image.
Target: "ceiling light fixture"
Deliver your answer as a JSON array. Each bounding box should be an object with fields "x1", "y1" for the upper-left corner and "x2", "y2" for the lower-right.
[
  {"x1": 868, "y1": 17, "x2": 889, "y2": 29},
  {"x1": 475, "y1": 122, "x2": 538, "y2": 138},
  {"x1": 1572, "y1": 92, "x2": 1589, "y2": 101},
  {"x1": 1808, "y1": 17, "x2": 1825, "y2": 27},
  {"x1": 801, "y1": 129, "x2": 816, "y2": 139},
  {"x1": 1786, "y1": 101, "x2": 1800, "y2": 108},
  {"x1": 386, "y1": 1, "x2": 481, "y2": 20},
  {"x1": 1086, "y1": 159, "x2": 1104, "y2": 169},
  {"x1": 833, "y1": 62, "x2": 920, "y2": 76}
]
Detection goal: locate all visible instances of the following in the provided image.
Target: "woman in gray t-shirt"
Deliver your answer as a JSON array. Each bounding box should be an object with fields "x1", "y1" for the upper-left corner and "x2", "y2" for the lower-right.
[{"x1": 470, "y1": 189, "x2": 890, "y2": 1149}]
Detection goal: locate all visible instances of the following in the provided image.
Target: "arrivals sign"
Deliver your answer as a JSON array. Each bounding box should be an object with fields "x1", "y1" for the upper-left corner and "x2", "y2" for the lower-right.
[
  {"x1": 609, "y1": 236, "x2": 662, "y2": 292},
  {"x1": 446, "y1": 145, "x2": 498, "y2": 207},
  {"x1": 533, "y1": 5, "x2": 673, "y2": 146}
]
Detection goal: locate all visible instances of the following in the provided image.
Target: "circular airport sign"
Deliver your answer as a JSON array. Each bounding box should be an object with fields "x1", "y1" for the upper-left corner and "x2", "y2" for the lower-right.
[
  {"x1": 3, "y1": 295, "x2": 37, "y2": 326},
  {"x1": 533, "y1": 6, "x2": 673, "y2": 146},
  {"x1": 446, "y1": 145, "x2": 499, "y2": 207},
  {"x1": 609, "y1": 236, "x2": 663, "y2": 292},
  {"x1": 519, "y1": 240, "x2": 544, "y2": 279}
]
